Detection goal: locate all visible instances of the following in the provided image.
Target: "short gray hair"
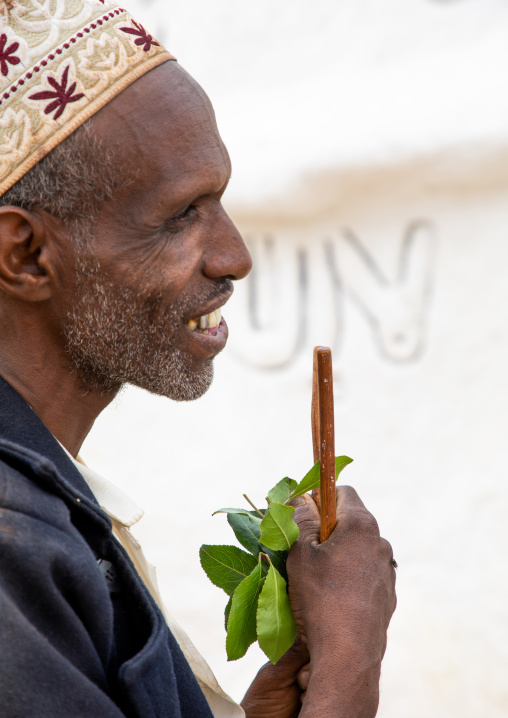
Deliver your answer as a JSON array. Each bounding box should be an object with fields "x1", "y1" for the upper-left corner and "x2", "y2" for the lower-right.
[{"x1": 0, "y1": 121, "x2": 127, "y2": 242}]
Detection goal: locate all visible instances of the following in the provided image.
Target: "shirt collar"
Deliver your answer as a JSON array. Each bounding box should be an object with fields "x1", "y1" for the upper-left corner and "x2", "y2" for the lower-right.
[{"x1": 60, "y1": 445, "x2": 144, "y2": 528}]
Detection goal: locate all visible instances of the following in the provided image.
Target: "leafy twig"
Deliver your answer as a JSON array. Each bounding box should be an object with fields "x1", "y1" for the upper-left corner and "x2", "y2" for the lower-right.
[
  {"x1": 199, "y1": 455, "x2": 353, "y2": 664},
  {"x1": 243, "y1": 493, "x2": 265, "y2": 518}
]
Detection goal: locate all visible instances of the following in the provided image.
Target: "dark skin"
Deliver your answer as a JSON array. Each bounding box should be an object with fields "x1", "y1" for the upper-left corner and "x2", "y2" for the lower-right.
[
  {"x1": 242, "y1": 490, "x2": 396, "y2": 718},
  {"x1": 0, "y1": 61, "x2": 396, "y2": 716},
  {"x1": 0, "y1": 63, "x2": 250, "y2": 455}
]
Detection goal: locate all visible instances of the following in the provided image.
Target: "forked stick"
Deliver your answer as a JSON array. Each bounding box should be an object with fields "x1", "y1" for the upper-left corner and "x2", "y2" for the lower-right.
[{"x1": 311, "y1": 347, "x2": 336, "y2": 543}]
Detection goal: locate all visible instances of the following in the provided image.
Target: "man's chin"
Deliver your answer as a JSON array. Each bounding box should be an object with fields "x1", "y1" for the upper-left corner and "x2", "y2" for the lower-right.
[
  {"x1": 133, "y1": 359, "x2": 215, "y2": 402},
  {"x1": 66, "y1": 345, "x2": 215, "y2": 402}
]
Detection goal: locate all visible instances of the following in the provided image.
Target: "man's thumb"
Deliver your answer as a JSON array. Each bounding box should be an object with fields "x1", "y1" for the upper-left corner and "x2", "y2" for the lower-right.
[{"x1": 289, "y1": 493, "x2": 320, "y2": 544}]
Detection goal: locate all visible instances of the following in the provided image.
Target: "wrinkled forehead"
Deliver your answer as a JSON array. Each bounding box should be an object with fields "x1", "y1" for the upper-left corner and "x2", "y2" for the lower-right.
[
  {"x1": 89, "y1": 62, "x2": 231, "y2": 214},
  {"x1": 99, "y1": 64, "x2": 227, "y2": 169}
]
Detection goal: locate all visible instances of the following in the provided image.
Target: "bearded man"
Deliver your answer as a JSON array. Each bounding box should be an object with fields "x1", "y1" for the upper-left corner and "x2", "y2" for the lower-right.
[{"x1": 0, "y1": 2, "x2": 396, "y2": 717}]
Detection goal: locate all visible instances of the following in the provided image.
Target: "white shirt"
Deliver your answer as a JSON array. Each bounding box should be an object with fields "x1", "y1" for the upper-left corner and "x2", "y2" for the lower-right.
[{"x1": 65, "y1": 452, "x2": 245, "y2": 718}]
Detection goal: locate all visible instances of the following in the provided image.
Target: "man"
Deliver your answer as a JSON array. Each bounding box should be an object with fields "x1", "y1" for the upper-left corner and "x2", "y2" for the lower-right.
[{"x1": 0, "y1": 1, "x2": 396, "y2": 716}]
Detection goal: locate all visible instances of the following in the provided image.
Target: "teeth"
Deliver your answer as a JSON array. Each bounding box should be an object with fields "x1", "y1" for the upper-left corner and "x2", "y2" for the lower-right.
[
  {"x1": 209, "y1": 309, "x2": 221, "y2": 329},
  {"x1": 188, "y1": 308, "x2": 223, "y2": 332}
]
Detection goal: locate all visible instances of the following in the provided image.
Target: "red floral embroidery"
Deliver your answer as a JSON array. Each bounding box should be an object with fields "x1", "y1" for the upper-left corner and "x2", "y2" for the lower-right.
[
  {"x1": 29, "y1": 66, "x2": 84, "y2": 120},
  {"x1": 0, "y1": 33, "x2": 21, "y2": 77},
  {"x1": 120, "y1": 21, "x2": 159, "y2": 52}
]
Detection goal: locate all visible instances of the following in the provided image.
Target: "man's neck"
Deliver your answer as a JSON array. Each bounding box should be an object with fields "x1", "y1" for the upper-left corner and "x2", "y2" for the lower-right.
[{"x1": 0, "y1": 353, "x2": 117, "y2": 457}]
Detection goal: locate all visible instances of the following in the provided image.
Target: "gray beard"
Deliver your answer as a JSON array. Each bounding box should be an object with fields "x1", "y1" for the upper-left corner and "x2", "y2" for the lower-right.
[{"x1": 63, "y1": 254, "x2": 226, "y2": 400}]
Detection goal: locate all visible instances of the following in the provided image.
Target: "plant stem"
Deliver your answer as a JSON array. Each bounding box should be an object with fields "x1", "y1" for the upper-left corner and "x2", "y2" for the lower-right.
[{"x1": 243, "y1": 494, "x2": 265, "y2": 518}]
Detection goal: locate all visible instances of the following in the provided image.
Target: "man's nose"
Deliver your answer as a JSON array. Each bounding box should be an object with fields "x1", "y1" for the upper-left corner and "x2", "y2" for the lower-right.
[{"x1": 203, "y1": 206, "x2": 252, "y2": 281}]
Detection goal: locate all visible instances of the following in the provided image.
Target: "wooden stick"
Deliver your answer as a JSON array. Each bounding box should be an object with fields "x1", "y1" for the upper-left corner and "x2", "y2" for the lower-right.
[
  {"x1": 311, "y1": 347, "x2": 320, "y2": 464},
  {"x1": 311, "y1": 346, "x2": 337, "y2": 542},
  {"x1": 311, "y1": 348, "x2": 320, "y2": 507}
]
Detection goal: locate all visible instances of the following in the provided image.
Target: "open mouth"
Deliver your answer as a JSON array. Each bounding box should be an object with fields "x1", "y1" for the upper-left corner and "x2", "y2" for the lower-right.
[{"x1": 186, "y1": 307, "x2": 222, "y2": 337}]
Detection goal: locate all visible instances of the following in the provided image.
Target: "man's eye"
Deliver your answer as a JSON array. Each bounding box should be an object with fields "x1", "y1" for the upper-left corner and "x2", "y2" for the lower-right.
[
  {"x1": 173, "y1": 205, "x2": 196, "y2": 222},
  {"x1": 159, "y1": 205, "x2": 198, "y2": 236}
]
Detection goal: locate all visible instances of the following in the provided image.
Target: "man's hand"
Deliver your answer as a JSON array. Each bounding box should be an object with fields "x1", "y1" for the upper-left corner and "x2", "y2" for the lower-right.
[
  {"x1": 287, "y1": 486, "x2": 397, "y2": 718},
  {"x1": 241, "y1": 635, "x2": 309, "y2": 718},
  {"x1": 242, "y1": 486, "x2": 396, "y2": 718}
]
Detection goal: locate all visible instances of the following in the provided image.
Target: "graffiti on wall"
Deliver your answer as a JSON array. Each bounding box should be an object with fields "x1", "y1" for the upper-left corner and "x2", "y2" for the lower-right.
[{"x1": 228, "y1": 222, "x2": 438, "y2": 370}]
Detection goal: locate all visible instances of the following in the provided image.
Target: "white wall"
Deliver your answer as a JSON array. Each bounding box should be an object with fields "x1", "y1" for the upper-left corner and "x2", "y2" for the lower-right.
[{"x1": 82, "y1": 2, "x2": 508, "y2": 715}]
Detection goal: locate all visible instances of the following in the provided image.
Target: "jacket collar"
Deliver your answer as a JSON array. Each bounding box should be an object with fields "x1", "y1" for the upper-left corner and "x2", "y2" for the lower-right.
[
  {"x1": 0, "y1": 373, "x2": 97, "y2": 504},
  {"x1": 64, "y1": 448, "x2": 145, "y2": 528}
]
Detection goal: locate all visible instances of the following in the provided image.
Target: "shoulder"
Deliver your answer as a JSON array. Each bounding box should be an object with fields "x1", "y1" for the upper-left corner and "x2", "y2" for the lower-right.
[
  {"x1": 0, "y1": 448, "x2": 116, "y2": 667},
  {"x1": 0, "y1": 452, "x2": 72, "y2": 532},
  {"x1": 0, "y1": 451, "x2": 102, "y2": 594},
  {"x1": 0, "y1": 443, "x2": 110, "y2": 609}
]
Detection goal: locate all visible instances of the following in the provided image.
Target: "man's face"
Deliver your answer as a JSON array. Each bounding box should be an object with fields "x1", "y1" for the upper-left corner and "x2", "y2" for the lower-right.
[{"x1": 60, "y1": 63, "x2": 251, "y2": 399}]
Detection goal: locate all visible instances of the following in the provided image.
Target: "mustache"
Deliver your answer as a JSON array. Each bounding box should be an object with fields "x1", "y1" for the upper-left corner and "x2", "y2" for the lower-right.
[{"x1": 177, "y1": 277, "x2": 234, "y2": 316}]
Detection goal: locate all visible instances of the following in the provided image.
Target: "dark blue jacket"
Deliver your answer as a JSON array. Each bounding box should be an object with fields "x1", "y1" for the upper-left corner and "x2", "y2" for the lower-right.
[{"x1": 0, "y1": 375, "x2": 214, "y2": 717}]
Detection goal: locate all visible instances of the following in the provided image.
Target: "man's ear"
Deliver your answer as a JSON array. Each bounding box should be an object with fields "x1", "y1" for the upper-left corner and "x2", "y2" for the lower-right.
[{"x1": 0, "y1": 206, "x2": 53, "y2": 302}]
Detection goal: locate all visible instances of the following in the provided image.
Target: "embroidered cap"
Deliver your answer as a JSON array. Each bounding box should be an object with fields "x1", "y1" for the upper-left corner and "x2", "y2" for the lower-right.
[{"x1": 0, "y1": 0, "x2": 176, "y2": 196}]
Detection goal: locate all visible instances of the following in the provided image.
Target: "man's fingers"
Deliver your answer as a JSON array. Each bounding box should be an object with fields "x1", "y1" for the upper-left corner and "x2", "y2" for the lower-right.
[
  {"x1": 276, "y1": 634, "x2": 310, "y2": 673},
  {"x1": 254, "y1": 634, "x2": 309, "y2": 685},
  {"x1": 336, "y1": 485, "x2": 367, "y2": 513},
  {"x1": 297, "y1": 663, "x2": 310, "y2": 692},
  {"x1": 334, "y1": 485, "x2": 380, "y2": 536},
  {"x1": 289, "y1": 493, "x2": 320, "y2": 544},
  {"x1": 290, "y1": 486, "x2": 381, "y2": 544}
]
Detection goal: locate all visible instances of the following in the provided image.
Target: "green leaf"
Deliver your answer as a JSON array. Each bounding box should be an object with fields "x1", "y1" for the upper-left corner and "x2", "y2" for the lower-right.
[
  {"x1": 266, "y1": 477, "x2": 298, "y2": 505},
  {"x1": 213, "y1": 507, "x2": 256, "y2": 517},
  {"x1": 214, "y1": 506, "x2": 266, "y2": 518},
  {"x1": 257, "y1": 564, "x2": 297, "y2": 664},
  {"x1": 261, "y1": 547, "x2": 288, "y2": 583},
  {"x1": 199, "y1": 545, "x2": 258, "y2": 596},
  {"x1": 221, "y1": 515, "x2": 288, "y2": 579},
  {"x1": 227, "y1": 512, "x2": 262, "y2": 556},
  {"x1": 334, "y1": 455, "x2": 354, "y2": 480},
  {"x1": 224, "y1": 596, "x2": 233, "y2": 630},
  {"x1": 226, "y1": 560, "x2": 266, "y2": 661},
  {"x1": 260, "y1": 503, "x2": 299, "y2": 551},
  {"x1": 290, "y1": 456, "x2": 353, "y2": 499},
  {"x1": 290, "y1": 459, "x2": 320, "y2": 499}
]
